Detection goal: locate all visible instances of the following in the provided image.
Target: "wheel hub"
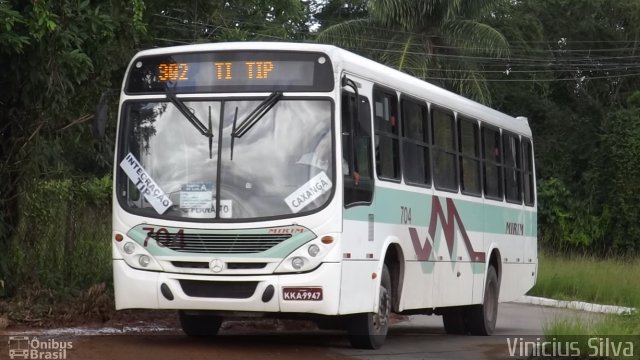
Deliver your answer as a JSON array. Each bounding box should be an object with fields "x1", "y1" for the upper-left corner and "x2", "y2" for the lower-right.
[{"x1": 373, "y1": 287, "x2": 390, "y2": 331}]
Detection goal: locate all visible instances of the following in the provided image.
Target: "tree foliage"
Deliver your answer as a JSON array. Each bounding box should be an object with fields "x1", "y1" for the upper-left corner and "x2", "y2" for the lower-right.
[
  {"x1": 2, "y1": 0, "x2": 640, "y2": 300},
  {"x1": 144, "y1": 0, "x2": 310, "y2": 46},
  {"x1": 488, "y1": 0, "x2": 640, "y2": 254},
  {"x1": 317, "y1": 0, "x2": 510, "y2": 103}
]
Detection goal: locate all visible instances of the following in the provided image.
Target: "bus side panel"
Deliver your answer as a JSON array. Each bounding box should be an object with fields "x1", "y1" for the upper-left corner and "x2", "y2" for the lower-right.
[
  {"x1": 430, "y1": 198, "x2": 485, "y2": 307},
  {"x1": 369, "y1": 186, "x2": 436, "y2": 311},
  {"x1": 401, "y1": 261, "x2": 434, "y2": 310},
  {"x1": 483, "y1": 198, "x2": 537, "y2": 302},
  {"x1": 338, "y1": 257, "x2": 378, "y2": 314},
  {"x1": 499, "y1": 261, "x2": 537, "y2": 302},
  {"x1": 524, "y1": 208, "x2": 538, "y2": 278}
]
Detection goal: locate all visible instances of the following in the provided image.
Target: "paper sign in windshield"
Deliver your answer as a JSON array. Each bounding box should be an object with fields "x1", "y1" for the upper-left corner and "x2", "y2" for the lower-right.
[
  {"x1": 120, "y1": 153, "x2": 173, "y2": 214},
  {"x1": 180, "y1": 183, "x2": 213, "y2": 209},
  {"x1": 284, "y1": 172, "x2": 332, "y2": 213},
  {"x1": 183, "y1": 199, "x2": 233, "y2": 219}
]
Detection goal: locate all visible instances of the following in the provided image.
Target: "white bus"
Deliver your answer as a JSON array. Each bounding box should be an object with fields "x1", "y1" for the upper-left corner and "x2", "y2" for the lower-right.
[{"x1": 106, "y1": 42, "x2": 537, "y2": 349}]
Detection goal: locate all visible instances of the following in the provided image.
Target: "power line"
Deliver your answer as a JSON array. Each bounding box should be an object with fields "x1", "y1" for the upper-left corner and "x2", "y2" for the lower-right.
[{"x1": 148, "y1": 15, "x2": 640, "y2": 83}]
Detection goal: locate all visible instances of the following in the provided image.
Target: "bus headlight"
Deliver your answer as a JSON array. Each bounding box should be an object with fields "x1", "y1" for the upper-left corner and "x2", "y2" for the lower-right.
[
  {"x1": 308, "y1": 244, "x2": 320, "y2": 257},
  {"x1": 274, "y1": 234, "x2": 338, "y2": 273},
  {"x1": 139, "y1": 255, "x2": 151, "y2": 267},
  {"x1": 115, "y1": 235, "x2": 163, "y2": 271},
  {"x1": 123, "y1": 242, "x2": 136, "y2": 254},
  {"x1": 291, "y1": 257, "x2": 305, "y2": 270}
]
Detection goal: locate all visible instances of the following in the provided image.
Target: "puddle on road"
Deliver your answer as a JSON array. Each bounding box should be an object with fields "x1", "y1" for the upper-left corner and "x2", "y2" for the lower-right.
[{"x1": 5, "y1": 324, "x2": 178, "y2": 336}]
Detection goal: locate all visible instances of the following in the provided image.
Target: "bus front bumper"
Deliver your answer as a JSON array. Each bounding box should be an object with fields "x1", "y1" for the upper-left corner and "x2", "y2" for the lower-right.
[{"x1": 113, "y1": 259, "x2": 341, "y2": 315}]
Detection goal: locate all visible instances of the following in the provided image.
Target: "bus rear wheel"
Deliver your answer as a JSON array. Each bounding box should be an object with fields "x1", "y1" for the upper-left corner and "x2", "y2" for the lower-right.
[
  {"x1": 178, "y1": 311, "x2": 222, "y2": 337},
  {"x1": 346, "y1": 264, "x2": 391, "y2": 349},
  {"x1": 467, "y1": 265, "x2": 499, "y2": 335}
]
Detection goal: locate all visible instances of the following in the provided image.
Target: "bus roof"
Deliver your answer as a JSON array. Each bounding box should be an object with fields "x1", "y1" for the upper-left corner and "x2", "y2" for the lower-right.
[{"x1": 133, "y1": 42, "x2": 531, "y2": 137}]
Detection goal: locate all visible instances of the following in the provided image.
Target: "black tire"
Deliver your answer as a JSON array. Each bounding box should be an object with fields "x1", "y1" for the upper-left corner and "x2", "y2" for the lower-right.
[
  {"x1": 346, "y1": 265, "x2": 392, "y2": 349},
  {"x1": 467, "y1": 266, "x2": 500, "y2": 335},
  {"x1": 178, "y1": 311, "x2": 223, "y2": 337},
  {"x1": 442, "y1": 307, "x2": 467, "y2": 335}
]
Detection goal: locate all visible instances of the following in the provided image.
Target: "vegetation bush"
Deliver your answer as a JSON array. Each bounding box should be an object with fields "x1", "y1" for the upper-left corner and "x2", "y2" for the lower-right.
[{"x1": 5, "y1": 177, "x2": 111, "y2": 297}]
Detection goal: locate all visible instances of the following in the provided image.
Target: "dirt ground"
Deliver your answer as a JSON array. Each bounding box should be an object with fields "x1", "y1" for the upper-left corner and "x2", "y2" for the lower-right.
[
  {"x1": 55, "y1": 334, "x2": 351, "y2": 360},
  {"x1": 1, "y1": 310, "x2": 412, "y2": 360},
  {"x1": 1, "y1": 313, "x2": 356, "y2": 360}
]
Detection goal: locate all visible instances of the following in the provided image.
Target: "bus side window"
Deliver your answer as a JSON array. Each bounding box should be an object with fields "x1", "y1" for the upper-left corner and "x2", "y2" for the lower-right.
[
  {"x1": 373, "y1": 89, "x2": 400, "y2": 181},
  {"x1": 458, "y1": 117, "x2": 481, "y2": 196},
  {"x1": 522, "y1": 138, "x2": 535, "y2": 206},
  {"x1": 343, "y1": 92, "x2": 373, "y2": 206},
  {"x1": 432, "y1": 107, "x2": 458, "y2": 191},
  {"x1": 482, "y1": 126, "x2": 503, "y2": 199},
  {"x1": 401, "y1": 98, "x2": 430, "y2": 186},
  {"x1": 503, "y1": 132, "x2": 522, "y2": 204}
]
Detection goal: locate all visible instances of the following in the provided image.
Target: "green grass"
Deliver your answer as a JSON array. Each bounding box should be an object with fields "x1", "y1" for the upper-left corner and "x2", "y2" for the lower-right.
[
  {"x1": 543, "y1": 314, "x2": 640, "y2": 359},
  {"x1": 530, "y1": 253, "x2": 640, "y2": 308},
  {"x1": 534, "y1": 253, "x2": 640, "y2": 355}
]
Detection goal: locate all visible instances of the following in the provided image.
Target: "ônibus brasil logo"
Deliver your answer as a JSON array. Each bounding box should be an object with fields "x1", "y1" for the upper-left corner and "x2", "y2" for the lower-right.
[{"x1": 7, "y1": 336, "x2": 73, "y2": 360}]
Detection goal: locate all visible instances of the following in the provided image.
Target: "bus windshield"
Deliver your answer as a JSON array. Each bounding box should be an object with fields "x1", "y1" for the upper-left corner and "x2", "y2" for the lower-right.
[{"x1": 118, "y1": 98, "x2": 334, "y2": 220}]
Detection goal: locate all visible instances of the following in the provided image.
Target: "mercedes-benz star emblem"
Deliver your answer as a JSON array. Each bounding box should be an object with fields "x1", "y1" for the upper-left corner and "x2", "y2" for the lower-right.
[{"x1": 209, "y1": 259, "x2": 225, "y2": 273}]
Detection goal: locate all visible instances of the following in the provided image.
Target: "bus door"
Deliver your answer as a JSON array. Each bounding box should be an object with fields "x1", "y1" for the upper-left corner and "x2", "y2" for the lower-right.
[{"x1": 341, "y1": 77, "x2": 374, "y2": 206}]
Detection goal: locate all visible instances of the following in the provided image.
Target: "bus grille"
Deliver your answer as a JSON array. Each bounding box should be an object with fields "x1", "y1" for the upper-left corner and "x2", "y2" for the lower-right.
[
  {"x1": 163, "y1": 233, "x2": 292, "y2": 254},
  {"x1": 179, "y1": 280, "x2": 258, "y2": 298}
]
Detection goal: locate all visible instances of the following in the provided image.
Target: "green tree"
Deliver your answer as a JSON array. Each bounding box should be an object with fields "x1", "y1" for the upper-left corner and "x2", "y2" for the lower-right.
[
  {"x1": 144, "y1": 0, "x2": 310, "y2": 46},
  {"x1": 317, "y1": 0, "x2": 510, "y2": 103},
  {"x1": 488, "y1": 0, "x2": 640, "y2": 254},
  {"x1": 312, "y1": 0, "x2": 368, "y2": 31},
  {"x1": 589, "y1": 94, "x2": 640, "y2": 253},
  {"x1": 0, "y1": 0, "x2": 146, "y2": 292}
]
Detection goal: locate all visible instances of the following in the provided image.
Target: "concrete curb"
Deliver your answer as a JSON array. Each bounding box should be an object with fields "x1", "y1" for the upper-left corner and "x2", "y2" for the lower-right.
[{"x1": 513, "y1": 295, "x2": 636, "y2": 315}]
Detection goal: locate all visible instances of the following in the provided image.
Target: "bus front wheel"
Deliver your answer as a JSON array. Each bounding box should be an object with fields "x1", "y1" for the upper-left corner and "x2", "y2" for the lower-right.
[
  {"x1": 346, "y1": 264, "x2": 391, "y2": 349},
  {"x1": 178, "y1": 310, "x2": 222, "y2": 337}
]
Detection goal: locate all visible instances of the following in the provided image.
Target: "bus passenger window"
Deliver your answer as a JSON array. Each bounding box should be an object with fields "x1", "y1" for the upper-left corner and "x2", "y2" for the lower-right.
[
  {"x1": 432, "y1": 108, "x2": 457, "y2": 191},
  {"x1": 401, "y1": 99, "x2": 430, "y2": 186},
  {"x1": 374, "y1": 89, "x2": 400, "y2": 180},
  {"x1": 459, "y1": 118, "x2": 481, "y2": 196},
  {"x1": 503, "y1": 132, "x2": 523, "y2": 203},
  {"x1": 522, "y1": 139, "x2": 535, "y2": 206},
  {"x1": 482, "y1": 126, "x2": 503, "y2": 199}
]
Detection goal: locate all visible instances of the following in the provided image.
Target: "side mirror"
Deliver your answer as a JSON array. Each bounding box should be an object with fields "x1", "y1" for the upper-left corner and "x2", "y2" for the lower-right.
[{"x1": 92, "y1": 91, "x2": 111, "y2": 139}]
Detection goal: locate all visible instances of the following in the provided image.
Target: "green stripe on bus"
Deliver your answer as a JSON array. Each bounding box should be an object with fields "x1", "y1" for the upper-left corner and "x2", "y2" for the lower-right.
[{"x1": 344, "y1": 187, "x2": 537, "y2": 237}]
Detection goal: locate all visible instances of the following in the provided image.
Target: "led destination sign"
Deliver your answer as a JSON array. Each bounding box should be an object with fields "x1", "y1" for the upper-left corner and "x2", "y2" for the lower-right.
[{"x1": 126, "y1": 51, "x2": 334, "y2": 93}]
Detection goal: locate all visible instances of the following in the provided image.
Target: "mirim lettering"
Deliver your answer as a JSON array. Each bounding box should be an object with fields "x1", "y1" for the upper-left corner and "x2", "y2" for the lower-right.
[{"x1": 506, "y1": 222, "x2": 524, "y2": 236}]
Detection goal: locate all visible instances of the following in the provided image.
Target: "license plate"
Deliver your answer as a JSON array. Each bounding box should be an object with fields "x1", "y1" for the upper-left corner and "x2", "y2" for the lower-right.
[{"x1": 282, "y1": 287, "x2": 323, "y2": 301}]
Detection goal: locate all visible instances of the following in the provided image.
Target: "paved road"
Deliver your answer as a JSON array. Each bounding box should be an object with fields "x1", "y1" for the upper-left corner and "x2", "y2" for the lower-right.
[
  {"x1": 338, "y1": 303, "x2": 603, "y2": 360},
  {"x1": 2, "y1": 303, "x2": 603, "y2": 360}
]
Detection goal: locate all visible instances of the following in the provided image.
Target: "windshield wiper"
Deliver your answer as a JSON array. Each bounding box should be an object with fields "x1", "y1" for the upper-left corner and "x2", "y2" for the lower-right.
[
  {"x1": 165, "y1": 85, "x2": 215, "y2": 143},
  {"x1": 230, "y1": 106, "x2": 238, "y2": 160},
  {"x1": 208, "y1": 106, "x2": 214, "y2": 159},
  {"x1": 232, "y1": 91, "x2": 282, "y2": 138}
]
